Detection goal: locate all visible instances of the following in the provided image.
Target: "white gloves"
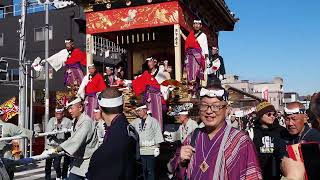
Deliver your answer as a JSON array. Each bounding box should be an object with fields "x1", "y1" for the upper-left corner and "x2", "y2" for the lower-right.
[
  {"x1": 32, "y1": 57, "x2": 43, "y2": 72},
  {"x1": 154, "y1": 147, "x2": 160, "y2": 157},
  {"x1": 41, "y1": 148, "x2": 57, "y2": 156}
]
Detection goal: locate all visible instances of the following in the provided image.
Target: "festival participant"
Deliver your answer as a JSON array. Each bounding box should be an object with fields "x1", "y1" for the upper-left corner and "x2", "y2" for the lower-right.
[
  {"x1": 180, "y1": 19, "x2": 209, "y2": 97},
  {"x1": 0, "y1": 109, "x2": 35, "y2": 180},
  {"x1": 283, "y1": 102, "x2": 320, "y2": 144},
  {"x1": 207, "y1": 47, "x2": 225, "y2": 81},
  {"x1": 42, "y1": 97, "x2": 99, "y2": 180},
  {"x1": 93, "y1": 108, "x2": 105, "y2": 146},
  {"x1": 164, "y1": 111, "x2": 199, "y2": 143},
  {"x1": 169, "y1": 85, "x2": 262, "y2": 180},
  {"x1": 104, "y1": 66, "x2": 116, "y2": 87},
  {"x1": 45, "y1": 107, "x2": 72, "y2": 180},
  {"x1": 32, "y1": 38, "x2": 86, "y2": 90},
  {"x1": 77, "y1": 64, "x2": 106, "y2": 118},
  {"x1": 247, "y1": 102, "x2": 287, "y2": 180},
  {"x1": 129, "y1": 57, "x2": 169, "y2": 130},
  {"x1": 87, "y1": 88, "x2": 139, "y2": 180},
  {"x1": 131, "y1": 105, "x2": 164, "y2": 180}
]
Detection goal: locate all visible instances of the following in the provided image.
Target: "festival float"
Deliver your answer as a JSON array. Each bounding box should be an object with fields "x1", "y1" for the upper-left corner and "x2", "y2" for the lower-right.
[{"x1": 70, "y1": 0, "x2": 237, "y2": 120}]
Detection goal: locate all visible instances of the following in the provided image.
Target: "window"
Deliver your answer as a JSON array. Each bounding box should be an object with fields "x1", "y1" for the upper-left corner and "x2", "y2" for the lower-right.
[
  {"x1": 0, "y1": 33, "x2": 3, "y2": 46},
  {"x1": 9, "y1": 69, "x2": 19, "y2": 81},
  {"x1": 34, "y1": 26, "x2": 53, "y2": 41},
  {"x1": 0, "y1": 7, "x2": 5, "y2": 19}
]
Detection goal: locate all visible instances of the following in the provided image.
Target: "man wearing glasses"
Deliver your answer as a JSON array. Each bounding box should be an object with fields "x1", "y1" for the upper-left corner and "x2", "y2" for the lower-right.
[
  {"x1": 248, "y1": 102, "x2": 287, "y2": 180},
  {"x1": 169, "y1": 85, "x2": 262, "y2": 180},
  {"x1": 284, "y1": 102, "x2": 320, "y2": 144}
]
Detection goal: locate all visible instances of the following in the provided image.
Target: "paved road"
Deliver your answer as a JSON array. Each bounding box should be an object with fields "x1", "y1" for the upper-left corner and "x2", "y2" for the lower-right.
[{"x1": 15, "y1": 160, "x2": 56, "y2": 180}]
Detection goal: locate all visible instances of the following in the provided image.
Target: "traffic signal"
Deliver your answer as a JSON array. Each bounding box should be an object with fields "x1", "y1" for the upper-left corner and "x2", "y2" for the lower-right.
[
  {"x1": 0, "y1": 60, "x2": 8, "y2": 82},
  {"x1": 0, "y1": 72, "x2": 8, "y2": 81},
  {"x1": 0, "y1": 60, "x2": 8, "y2": 72}
]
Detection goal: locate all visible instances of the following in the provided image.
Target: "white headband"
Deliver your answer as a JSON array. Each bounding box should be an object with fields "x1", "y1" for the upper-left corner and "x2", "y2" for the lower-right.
[
  {"x1": 146, "y1": 57, "x2": 156, "y2": 62},
  {"x1": 93, "y1": 109, "x2": 100, "y2": 113},
  {"x1": 200, "y1": 88, "x2": 224, "y2": 97},
  {"x1": 178, "y1": 111, "x2": 188, "y2": 115},
  {"x1": 88, "y1": 64, "x2": 95, "y2": 68},
  {"x1": 136, "y1": 105, "x2": 147, "y2": 111},
  {"x1": 66, "y1": 98, "x2": 82, "y2": 108},
  {"x1": 284, "y1": 107, "x2": 305, "y2": 115},
  {"x1": 55, "y1": 108, "x2": 64, "y2": 113},
  {"x1": 65, "y1": 40, "x2": 72, "y2": 43},
  {"x1": 105, "y1": 66, "x2": 113, "y2": 70},
  {"x1": 193, "y1": 20, "x2": 202, "y2": 23},
  {"x1": 200, "y1": 88, "x2": 228, "y2": 101},
  {"x1": 98, "y1": 95, "x2": 123, "y2": 108}
]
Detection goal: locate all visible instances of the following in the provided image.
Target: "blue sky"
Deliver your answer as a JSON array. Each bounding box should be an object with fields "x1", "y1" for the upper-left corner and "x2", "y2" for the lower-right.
[{"x1": 219, "y1": 0, "x2": 320, "y2": 96}]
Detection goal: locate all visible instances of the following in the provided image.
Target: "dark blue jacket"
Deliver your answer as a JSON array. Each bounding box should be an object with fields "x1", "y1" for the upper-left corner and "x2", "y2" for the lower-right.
[{"x1": 87, "y1": 113, "x2": 137, "y2": 180}]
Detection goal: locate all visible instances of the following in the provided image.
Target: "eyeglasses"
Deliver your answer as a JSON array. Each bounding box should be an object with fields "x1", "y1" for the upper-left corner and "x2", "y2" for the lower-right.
[{"x1": 199, "y1": 104, "x2": 227, "y2": 112}]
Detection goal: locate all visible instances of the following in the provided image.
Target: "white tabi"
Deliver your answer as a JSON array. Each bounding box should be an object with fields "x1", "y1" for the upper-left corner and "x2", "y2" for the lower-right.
[
  {"x1": 59, "y1": 113, "x2": 99, "y2": 177},
  {"x1": 131, "y1": 115, "x2": 164, "y2": 156},
  {"x1": 45, "y1": 117, "x2": 72, "y2": 149},
  {"x1": 178, "y1": 118, "x2": 199, "y2": 142}
]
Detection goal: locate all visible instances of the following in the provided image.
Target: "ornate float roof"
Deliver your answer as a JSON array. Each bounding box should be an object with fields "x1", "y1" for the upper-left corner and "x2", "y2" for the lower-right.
[{"x1": 72, "y1": 0, "x2": 237, "y2": 31}]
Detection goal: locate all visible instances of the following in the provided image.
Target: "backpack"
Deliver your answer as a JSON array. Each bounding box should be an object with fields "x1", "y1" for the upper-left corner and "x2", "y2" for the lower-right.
[{"x1": 127, "y1": 124, "x2": 144, "y2": 180}]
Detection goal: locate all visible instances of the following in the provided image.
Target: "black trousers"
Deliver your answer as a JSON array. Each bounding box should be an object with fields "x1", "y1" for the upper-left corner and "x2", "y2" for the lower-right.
[
  {"x1": 45, "y1": 155, "x2": 70, "y2": 179},
  {"x1": 141, "y1": 155, "x2": 155, "y2": 180}
]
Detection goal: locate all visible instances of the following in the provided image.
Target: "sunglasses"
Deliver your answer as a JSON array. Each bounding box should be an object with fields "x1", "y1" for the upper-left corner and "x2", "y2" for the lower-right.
[{"x1": 266, "y1": 112, "x2": 276, "y2": 117}]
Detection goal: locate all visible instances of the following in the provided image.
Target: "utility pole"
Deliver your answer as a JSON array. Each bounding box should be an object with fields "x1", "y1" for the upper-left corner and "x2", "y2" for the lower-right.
[
  {"x1": 18, "y1": 0, "x2": 27, "y2": 155},
  {"x1": 44, "y1": 3, "x2": 50, "y2": 132}
]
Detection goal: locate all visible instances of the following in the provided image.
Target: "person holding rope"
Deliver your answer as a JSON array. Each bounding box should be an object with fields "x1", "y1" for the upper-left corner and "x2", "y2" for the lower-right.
[
  {"x1": 0, "y1": 108, "x2": 35, "y2": 180},
  {"x1": 42, "y1": 97, "x2": 99, "y2": 180},
  {"x1": 87, "y1": 88, "x2": 140, "y2": 180},
  {"x1": 45, "y1": 107, "x2": 72, "y2": 180}
]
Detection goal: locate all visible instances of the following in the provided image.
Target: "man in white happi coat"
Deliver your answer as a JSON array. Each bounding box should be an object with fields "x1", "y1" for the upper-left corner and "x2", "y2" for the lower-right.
[
  {"x1": 164, "y1": 111, "x2": 199, "y2": 143},
  {"x1": 93, "y1": 108, "x2": 105, "y2": 146},
  {"x1": 45, "y1": 107, "x2": 72, "y2": 180},
  {"x1": 131, "y1": 105, "x2": 164, "y2": 180},
  {"x1": 0, "y1": 108, "x2": 35, "y2": 180},
  {"x1": 42, "y1": 97, "x2": 99, "y2": 180}
]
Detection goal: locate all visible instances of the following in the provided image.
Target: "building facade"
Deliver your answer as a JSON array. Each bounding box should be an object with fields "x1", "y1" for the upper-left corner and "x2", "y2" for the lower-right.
[
  {"x1": 0, "y1": 3, "x2": 86, "y2": 104},
  {"x1": 223, "y1": 75, "x2": 284, "y2": 110}
]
